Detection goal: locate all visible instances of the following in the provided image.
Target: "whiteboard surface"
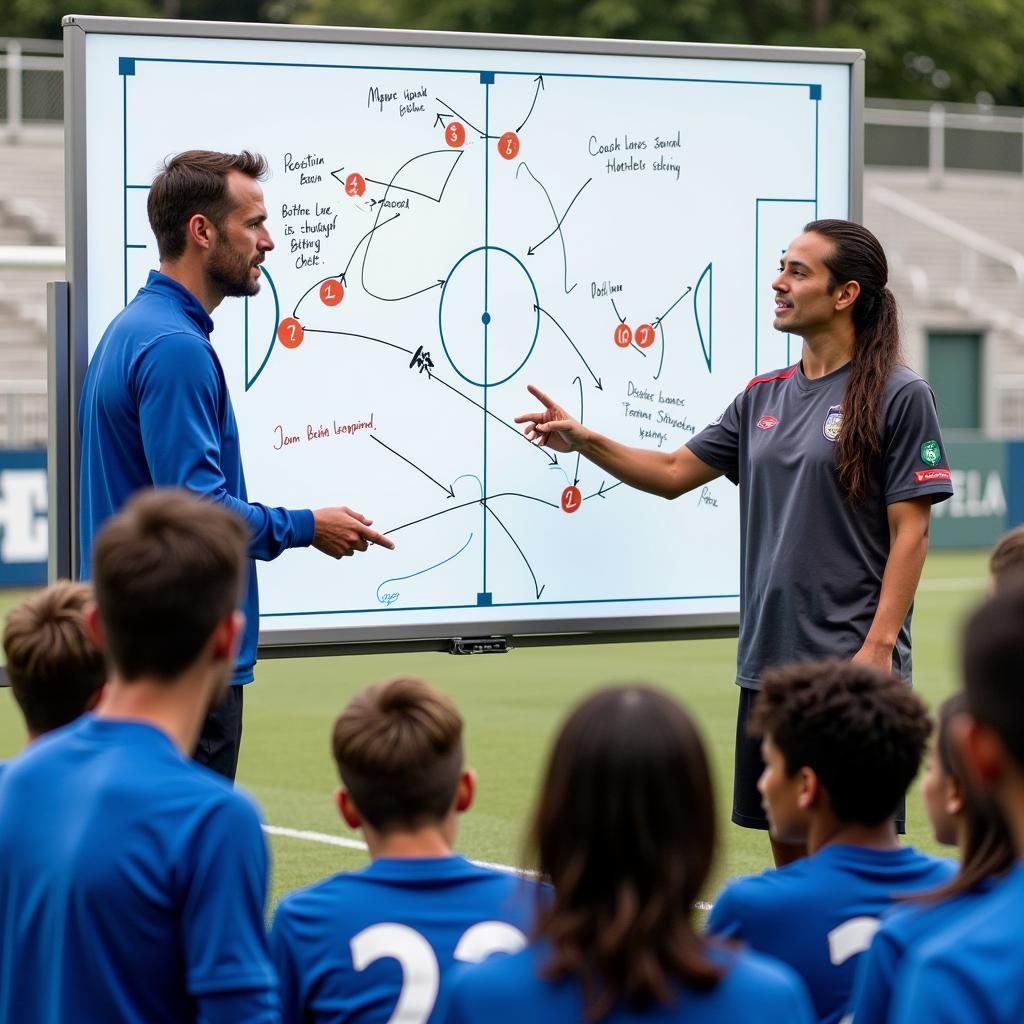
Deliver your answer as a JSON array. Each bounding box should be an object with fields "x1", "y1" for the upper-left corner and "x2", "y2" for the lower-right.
[{"x1": 70, "y1": 23, "x2": 856, "y2": 646}]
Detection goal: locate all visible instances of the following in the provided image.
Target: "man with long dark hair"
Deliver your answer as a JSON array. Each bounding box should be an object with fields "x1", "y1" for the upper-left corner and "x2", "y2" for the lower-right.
[
  {"x1": 518, "y1": 220, "x2": 953, "y2": 866},
  {"x1": 78, "y1": 149, "x2": 395, "y2": 781}
]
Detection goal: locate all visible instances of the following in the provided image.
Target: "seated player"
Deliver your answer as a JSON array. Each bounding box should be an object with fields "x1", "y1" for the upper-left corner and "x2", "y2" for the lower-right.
[
  {"x1": 0, "y1": 490, "x2": 278, "y2": 1024},
  {"x1": 988, "y1": 524, "x2": 1024, "y2": 593},
  {"x1": 890, "y1": 591, "x2": 1024, "y2": 1023},
  {"x1": 706, "y1": 661, "x2": 955, "y2": 1024},
  {"x1": 1, "y1": 580, "x2": 107, "y2": 773},
  {"x1": 447, "y1": 684, "x2": 815, "y2": 1023},
  {"x1": 849, "y1": 692, "x2": 1014, "y2": 1023},
  {"x1": 269, "y1": 675, "x2": 538, "y2": 1024}
]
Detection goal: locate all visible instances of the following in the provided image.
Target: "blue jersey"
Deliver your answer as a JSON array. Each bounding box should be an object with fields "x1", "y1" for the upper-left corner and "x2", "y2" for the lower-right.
[
  {"x1": 850, "y1": 879, "x2": 997, "y2": 1024},
  {"x1": 0, "y1": 716, "x2": 278, "y2": 1024},
  {"x1": 447, "y1": 939, "x2": 815, "y2": 1023},
  {"x1": 78, "y1": 270, "x2": 314, "y2": 684},
  {"x1": 706, "y1": 844, "x2": 955, "y2": 1024},
  {"x1": 890, "y1": 863, "x2": 1024, "y2": 1024},
  {"x1": 269, "y1": 855, "x2": 537, "y2": 1024}
]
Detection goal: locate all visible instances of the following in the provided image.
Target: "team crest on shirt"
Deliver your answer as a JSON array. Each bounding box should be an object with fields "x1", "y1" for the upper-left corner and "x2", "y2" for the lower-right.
[
  {"x1": 822, "y1": 405, "x2": 843, "y2": 443},
  {"x1": 920, "y1": 439, "x2": 942, "y2": 466},
  {"x1": 756, "y1": 415, "x2": 779, "y2": 430}
]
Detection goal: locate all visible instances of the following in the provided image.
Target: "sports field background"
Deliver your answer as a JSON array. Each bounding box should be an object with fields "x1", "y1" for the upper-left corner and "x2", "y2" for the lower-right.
[{"x1": 0, "y1": 550, "x2": 988, "y2": 908}]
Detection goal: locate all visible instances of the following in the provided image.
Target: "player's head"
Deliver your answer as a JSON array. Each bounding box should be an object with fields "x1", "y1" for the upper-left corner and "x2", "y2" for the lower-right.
[
  {"x1": 988, "y1": 525, "x2": 1024, "y2": 594},
  {"x1": 774, "y1": 219, "x2": 901, "y2": 502},
  {"x1": 331, "y1": 676, "x2": 472, "y2": 839},
  {"x1": 915, "y1": 691, "x2": 1014, "y2": 902},
  {"x1": 530, "y1": 685, "x2": 723, "y2": 1019},
  {"x1": 3, "y1": 581, "x2": 106, "y2": 739},
  {"x1": 90, "y1": 488, "x2": 247, "y2": 700},
  {"x1": 960, "y1": 591, "x2": 1024, "y2": 834},
  {"x1": 148, "y1": 149, "x2": 273, "y2": 297},
  {"x1": 751, "y1": 660, "x2": 931, "y2": 843}
]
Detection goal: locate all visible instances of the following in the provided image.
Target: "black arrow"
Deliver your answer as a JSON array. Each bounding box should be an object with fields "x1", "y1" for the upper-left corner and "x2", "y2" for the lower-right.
[
  {"x1": 535, "y1": 304, "x2": 602, "y2": 390},
  {"x1": 654, "y1": 320, "x2": 666, "y2": 381},
  {"x1": 572, "y1": 375, "x2": 584, "y2": 486},
  {"x1": 434, "y1": 112, "x2": 453, "y2": 128},
  {"x1": 431, "y1": 374, "x2": 559, "y2": 465},
  {"x1": 611, "y1": 297, "x2": 626, "y2": 323},
  {"x1": 516, "y1": 75, "x2": 545, "y2": 132},
  {"x1": 437, "y1": 98, "x2": 487, "y2": 138},
  {"x1": 652, "y1": 285, "x2": 692, "y2": 328},
  {"x1": 362, "y1": 276, "x2": 445, "y2": 303},
  {"x1": 585, "y1": 480, "x2": 624, "y2": 502},
  {"x1": 484, "y1": 503, "x2": 545, "y2": 599},
  {"x1": 527, "y1": 178, "x2": 591, "y2": 256},
  {"x1": 303, "y1": 328, "x2": 415, "y2": 357},
  {"x1": 516, "y1": 162, "x2": 577, "y2": 294},
  {"x1": 369, "y1": 435, "x2": 454, "y2": 498},
  {"x1": 291, "y1": 214, "x2": 401, "y2": 317},
  {"x1": 383, "y1": 491, "x2": 559, "y2": 537}
]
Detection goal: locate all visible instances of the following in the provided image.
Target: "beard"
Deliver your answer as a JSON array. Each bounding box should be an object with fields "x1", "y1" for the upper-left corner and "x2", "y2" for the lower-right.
[{"x1": 207, "y1": 234, "x2": 261, "y2": 298}]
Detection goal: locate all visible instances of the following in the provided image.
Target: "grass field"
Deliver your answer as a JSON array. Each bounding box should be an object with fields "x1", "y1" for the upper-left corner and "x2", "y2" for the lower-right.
[{"x1": 0, "y1": 549, "x2": 989, "y2": 909}]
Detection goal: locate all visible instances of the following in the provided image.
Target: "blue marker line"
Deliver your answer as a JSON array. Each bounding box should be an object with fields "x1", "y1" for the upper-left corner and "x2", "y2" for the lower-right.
[
  {"x1": 482, "y1": 79, "x2": 491, "y2": 596},
  {"x1": 122, "y1": 72, "x2": 128, "y2": 307},
  {"x1": 375, "y1": 533, "x2": 474, "y2": 604},
  {"x1": 244, "y1": 266, "x2": 280, "y2": 391}
]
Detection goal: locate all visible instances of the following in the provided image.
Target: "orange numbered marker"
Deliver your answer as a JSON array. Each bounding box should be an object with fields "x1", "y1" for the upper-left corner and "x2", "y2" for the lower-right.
[
  {"x1": 561, "y1": 485, "x2": 582, "y2": 514},
  {"x1": 277, "y1": 318, "x2": 304, "y2": 349},
  {"x1": 319, "y1": 280, "x2": 344, "y2": 306},
  {"x1": 446, "y1": 121, "x2": 466, "y2": 148},
  {"x1": 345, "y1": 172, "x2": 366, "y2": 197},
  {"x1": 635, "y1": 323, "x2": 655, "y2": 348},
  {"x1": 498, "y1": 131, "x2": 520, "y2": 160},
  {"x1": 613, "y1": 323, "x2": 633, "y2": 348}
]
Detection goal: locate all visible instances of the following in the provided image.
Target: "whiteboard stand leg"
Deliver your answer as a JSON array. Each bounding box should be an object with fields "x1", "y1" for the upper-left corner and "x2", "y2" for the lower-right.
[{"x1": 47, "y1": 280, "x2": 72, "y2": 583}]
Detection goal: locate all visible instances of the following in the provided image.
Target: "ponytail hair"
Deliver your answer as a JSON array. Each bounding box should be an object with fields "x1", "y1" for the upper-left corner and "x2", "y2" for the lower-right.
[{"x1": 804, "y1": 220, "x2": 903, "y2": 503}]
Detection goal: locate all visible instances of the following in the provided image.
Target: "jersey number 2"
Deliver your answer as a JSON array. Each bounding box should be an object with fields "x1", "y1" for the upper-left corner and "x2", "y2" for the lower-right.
[{"x1": 350, "y1": 920, "x2": 527, "y2": 1023}]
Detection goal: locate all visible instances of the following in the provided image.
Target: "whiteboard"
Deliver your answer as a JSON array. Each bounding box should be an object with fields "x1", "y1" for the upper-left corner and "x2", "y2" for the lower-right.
[{"x1": 61, "y1": 17, "x2": 862, "y2": 651}]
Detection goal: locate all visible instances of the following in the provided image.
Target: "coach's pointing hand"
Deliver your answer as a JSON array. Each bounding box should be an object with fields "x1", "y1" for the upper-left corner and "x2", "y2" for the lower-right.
[
  {"x1": 312, "y1": 507, "x2": 396, "y2": 559},
  {"x1": 516, "y1": 385, "x2": 591, "y2": 454}
]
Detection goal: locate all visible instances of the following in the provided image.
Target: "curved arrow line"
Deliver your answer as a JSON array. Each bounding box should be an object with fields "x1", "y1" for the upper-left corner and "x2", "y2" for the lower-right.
[
  {"x1": 369, "y1": 435, "x2": 454, "y2": 497},
  {"x1": 384, "y1": 491, "x2": 560, "y2": 537},
  {"x1": 611, "y1": 297, "x2": 626, "y2": 323},
  {"x1": 516, "y1": 75, "x2": 545, "y2": 132},
  {"x1": 453, "y1": 473, "x2": 484, "y2": 498},
  {"x1": 291, "y1": 214, "x2": 401, "y2": 317},
  {"x1": 437, "y1": 99, "x2": 485, "y2": 138},
  {"x1": 535, "y1": 304, "x2": 602, "y2": 389},
  {"x1": 483, "y1": 504, "x2": 544, "y2": 599},
  {"x1": 584, "y1": 480, "x2": 624, "y2": 502},
  {"x1": 573, "y1": 375, "x2": 584, "y2": 486},
  {"x1": 431, "y1": 374, "x2": 558, "y2": 464},
  {"x1": 528, "y1": 178, "x2": 591, "y2": 256},
  {"x1": 654, "y1": 321, "x2": 666, "y2": 381},
  {"x1": 376, "y1": 532, "x2": 474, "y2": 604},
  {"x1": 245, "y1": 266, "x2": 280, "y2": 391},
  {"x1": 515, "y1": 163, "x2": 576, "y2": 294},
  {"x1": 360, "y1": 149, "x2": 460, "y2": 301},
  {"x1": 303, "y1": 328, "x2": 414, "y2": 357},
  {"x1": 694, "y1": 261, "x2": 713, "y2": 372},
  {"x1": 550, "y1": 463, "x2": 570, "y2": 486}
]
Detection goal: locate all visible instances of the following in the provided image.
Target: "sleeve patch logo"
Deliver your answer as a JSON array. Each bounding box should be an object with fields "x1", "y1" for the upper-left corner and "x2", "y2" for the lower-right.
[
  {"x1": 920, "y1": 440, "x2": 942, "y2": 466},
  {"x1": 915, "y1": 468, "x2": 952, "y2": 483},
  {"x1": 822, "y1": 405, "x2": 843, "y2": 443}
]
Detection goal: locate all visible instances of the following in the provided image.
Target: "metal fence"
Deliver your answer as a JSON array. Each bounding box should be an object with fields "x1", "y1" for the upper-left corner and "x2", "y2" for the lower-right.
[{"x1": 1, "y1": 38, "x2": 63, "y2": 138}]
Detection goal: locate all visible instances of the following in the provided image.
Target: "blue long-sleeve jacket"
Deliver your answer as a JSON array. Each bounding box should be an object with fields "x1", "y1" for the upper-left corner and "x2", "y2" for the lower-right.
[{"x1": 79, "y1": 270, "x2": 315, "y2": 684}]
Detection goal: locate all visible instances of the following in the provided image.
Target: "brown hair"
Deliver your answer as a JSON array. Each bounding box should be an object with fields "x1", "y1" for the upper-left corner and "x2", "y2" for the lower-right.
[
  {"x1": 531, "y1": 685, "x2": 722, "y2": 1020},
  {"x1": 331, "y1": 676, "x2": 464, "y2": 832},
  {"x1": 912, "y1": 693, "x2": 1014, "y2": 903},
  {"x1": 148, "y1": 150, "x2": 268, "y2": 261},
  {"x1": 989, "y1": 526, "x2": 1024, "y2": 592},
  {"x1": 751, "y1": 660, "x2": 931, "y2": 826},
  {"x1": 3, "y1": 581, "x2": 106, "y2": 734},
  {"x1": 92, "y1": 488, "x2": 248, "y2": 682},
  {"x1": 804, "y1": 219, "x2": 903, "y2": 503}
]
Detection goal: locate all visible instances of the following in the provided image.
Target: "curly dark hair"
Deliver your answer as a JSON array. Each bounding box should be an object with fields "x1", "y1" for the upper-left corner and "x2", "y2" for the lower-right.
[
  {"x1": 530, "y1": 685, "x2": 723, "y2": 1020},
  {"x1": 750, "y1": 660, "x2": 932, "y2": 826}
]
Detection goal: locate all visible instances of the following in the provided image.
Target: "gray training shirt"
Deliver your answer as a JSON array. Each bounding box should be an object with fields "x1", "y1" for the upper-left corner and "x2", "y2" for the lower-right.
[{"x1": 687, "y1": 361, "x2": 953, "y2": 688}]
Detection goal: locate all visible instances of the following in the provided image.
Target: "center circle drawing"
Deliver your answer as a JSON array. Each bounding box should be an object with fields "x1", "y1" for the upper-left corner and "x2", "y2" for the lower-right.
[{"x1": 438, "y1": 246, "x2": 540, "y2": 388}]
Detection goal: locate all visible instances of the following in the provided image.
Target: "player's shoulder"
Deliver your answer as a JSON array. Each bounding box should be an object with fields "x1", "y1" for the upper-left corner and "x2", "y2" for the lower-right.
[
  {"x1": 712, "y1": 944, "x2": 812, "y2": 1009},
  {"x1": 883, "y1": 363, "x2": 934, "y2": 402},
  {"x1": 744, "y1": 363, "x2": 800, "y2": 393},
  {"x1": 718, "y1": 856, "x2": 821, "y2": 911}
]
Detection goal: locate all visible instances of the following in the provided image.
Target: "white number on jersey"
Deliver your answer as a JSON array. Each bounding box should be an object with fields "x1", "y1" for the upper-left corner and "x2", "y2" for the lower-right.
[{"x1": 350, "y1": 920, "x2": 527, "y2": 1024}]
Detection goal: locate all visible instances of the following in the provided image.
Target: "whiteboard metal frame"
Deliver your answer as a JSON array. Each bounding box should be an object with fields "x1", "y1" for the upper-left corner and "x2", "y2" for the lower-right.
[{"x1": 59, "y1": 14, "x2": 864, "y2": 654}]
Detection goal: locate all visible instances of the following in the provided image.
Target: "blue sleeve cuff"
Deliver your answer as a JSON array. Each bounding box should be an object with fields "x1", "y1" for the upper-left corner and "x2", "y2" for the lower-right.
[{"x1": 292, "y1": 509, "x2": 316, "y2": 547}]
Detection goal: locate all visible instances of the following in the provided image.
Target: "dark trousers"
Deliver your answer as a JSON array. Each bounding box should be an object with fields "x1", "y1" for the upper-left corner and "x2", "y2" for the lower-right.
[{"x1": 193, "y1": 684, "x2": 244, "y2": 782}]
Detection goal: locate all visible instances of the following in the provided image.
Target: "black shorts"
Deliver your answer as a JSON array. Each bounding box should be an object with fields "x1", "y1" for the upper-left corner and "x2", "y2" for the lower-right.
[{"x1": 732, "y1": 686, "x2": 906, "y2": 833}]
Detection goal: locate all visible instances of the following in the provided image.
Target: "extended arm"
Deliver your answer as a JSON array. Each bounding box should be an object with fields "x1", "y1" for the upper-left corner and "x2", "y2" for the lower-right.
[
  {"x1": 853, "y1": 497, "x2": 932, "y2": 673},
  {"x1": 516, "y1": 385, "x2": 722, "y2": 499}
]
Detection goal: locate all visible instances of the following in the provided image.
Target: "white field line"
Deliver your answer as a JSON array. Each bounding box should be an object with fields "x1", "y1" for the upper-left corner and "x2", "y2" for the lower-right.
[
  {"x1": 917, "y1": 577, "x2": 986, "y2": 592},
  {"x1": 263, "y1": 824, "x2": 714, "y2": 911}
]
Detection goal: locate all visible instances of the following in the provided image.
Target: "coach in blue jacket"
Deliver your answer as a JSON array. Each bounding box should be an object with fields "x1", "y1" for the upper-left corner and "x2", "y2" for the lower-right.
[{"x1": 78, "y1": 149, "x2": 395, "y2": 781}]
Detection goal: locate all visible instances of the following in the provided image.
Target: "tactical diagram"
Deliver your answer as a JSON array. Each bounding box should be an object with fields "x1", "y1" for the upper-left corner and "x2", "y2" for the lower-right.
[{"x1": 92, "y1": 37, "x2": 851, "y2": 634}]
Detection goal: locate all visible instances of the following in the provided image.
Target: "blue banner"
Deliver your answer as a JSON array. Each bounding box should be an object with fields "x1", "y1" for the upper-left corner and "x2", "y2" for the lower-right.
[{"x1": 0, "y1": 450, "x2": 48, "y2": 586}]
